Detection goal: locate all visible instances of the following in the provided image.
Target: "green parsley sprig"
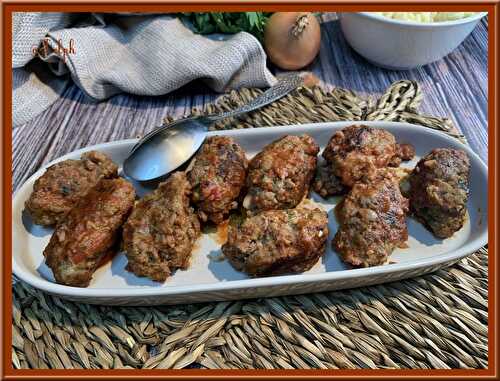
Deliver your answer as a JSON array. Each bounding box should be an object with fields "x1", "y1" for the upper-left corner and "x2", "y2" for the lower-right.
[{"x1": 180, "y1": 12, "x2": 273, "y2": 41}]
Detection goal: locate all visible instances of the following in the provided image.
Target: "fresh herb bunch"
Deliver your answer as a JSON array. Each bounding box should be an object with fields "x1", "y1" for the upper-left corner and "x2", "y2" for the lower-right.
[{"x1": 180, "y1": 12, "x2": 273, "y2": 41}]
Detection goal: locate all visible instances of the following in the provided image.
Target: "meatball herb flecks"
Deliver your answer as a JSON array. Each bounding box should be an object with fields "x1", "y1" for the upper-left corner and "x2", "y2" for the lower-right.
[
  {"x1": 312, "y1": 161, "x2": 348, "y2": 198},
  {"x1": 26, "y1": 151, "x2": 118, "y2": 226},
  {"x1": 322, "y1": 125, "x2": 399, "y2": 187},
  {"x1": 409, "y1": 148, "x2": 470, "y2": 238},
  {"x1": 333, "y1": 170, "x2": 409, "y2": 267},
  {"x1": 322, "y1": 125, "x2": 415, "y2": 188},
  {"x1": 43, "y1": 178, "x2": 136, "y2": 287},
  {"x1": 187, "y1": 136, "x2": 248, "y2": 224},
  {"x1": 244, "y1": 135, "x2": 319, "y2": 214},
  {"x1": 222, "y1": 206, "x2": 328, "y2": 276},
  {"x1": 123, "y1": 172, "x2": 201, "y2": 282}
]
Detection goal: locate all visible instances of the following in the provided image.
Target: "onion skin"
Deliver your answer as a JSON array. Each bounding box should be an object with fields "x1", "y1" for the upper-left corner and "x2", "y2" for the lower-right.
[{"x1": 264, "y1": 12, "x2": 321, "y2": 70}]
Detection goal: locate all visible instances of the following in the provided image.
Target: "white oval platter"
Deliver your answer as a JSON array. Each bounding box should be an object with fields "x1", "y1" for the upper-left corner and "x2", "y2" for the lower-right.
[{"x1": 12, "y1": 121, "x2": 488, "y2": 305}]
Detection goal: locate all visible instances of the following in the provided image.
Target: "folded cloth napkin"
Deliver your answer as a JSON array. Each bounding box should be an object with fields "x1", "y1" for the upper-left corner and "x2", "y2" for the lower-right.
[{"x1": 12, "y1": 12, "x2": 275, "y2": 127}]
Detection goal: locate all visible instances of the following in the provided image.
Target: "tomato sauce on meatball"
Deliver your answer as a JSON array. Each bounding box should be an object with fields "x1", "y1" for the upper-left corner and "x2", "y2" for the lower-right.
[
  {"x1": 187, "y1": 136, "x2": 248, "y2": 224},
  {"x1": 26, "y1": 151, "x2": 118, "y2": 226},
  {"x1": 44, "y1": 178, "x2": 135, "y2": 287}
]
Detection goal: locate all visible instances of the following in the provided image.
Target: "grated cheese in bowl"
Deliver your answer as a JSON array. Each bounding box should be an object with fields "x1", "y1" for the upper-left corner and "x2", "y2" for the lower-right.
[{"x1": 372, "y1": 12, "x2": 477, "y2": 23}]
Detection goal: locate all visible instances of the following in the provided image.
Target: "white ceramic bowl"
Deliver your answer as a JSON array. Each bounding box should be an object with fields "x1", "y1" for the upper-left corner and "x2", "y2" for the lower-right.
[{"x1": 339, "y1": 12, "x2": 487, "y2": 70}]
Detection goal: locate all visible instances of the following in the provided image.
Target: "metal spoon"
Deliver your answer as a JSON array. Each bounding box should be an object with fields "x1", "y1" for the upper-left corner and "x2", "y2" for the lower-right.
[{"x1": 123, "y1": 73, "x2": 303, "y2": 181}]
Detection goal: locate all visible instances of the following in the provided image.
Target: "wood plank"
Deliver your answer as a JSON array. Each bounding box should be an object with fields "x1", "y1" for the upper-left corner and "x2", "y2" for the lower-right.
[{"x1": 12, "y1": 16, "x2": 488, "y2": 192}]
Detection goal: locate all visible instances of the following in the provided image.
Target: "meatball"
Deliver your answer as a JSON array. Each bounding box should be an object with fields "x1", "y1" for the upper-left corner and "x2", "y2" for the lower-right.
[
  {"x1": 322, "y1": 125, "x2": 410, "y2": 187},
  {"x1": 244, "y1": 135, "x2": 319, "y2": 214},
  {"x1": 408, "y1": 148, "x2": 470, "y2": 238},
  {"x1": 123, "y1": 172, "x2": 201, "y2": 282},
  {"x1": 397, "y1": 143, "x2": 416, "y2": 161},
  {"x1": 312, "y1": 162, "x2": 347, "y2": 198},
  {"x1": 187, "y1": 136, "x2": 248, "y2": 224},
  {"x1": 333, "y1": 171, "x2": 409, "y2": 267},
  {"x1": 26, "y1": 151, "x2": 118, "y2": 226},
  {"x1": 43, "y1": 178, "x2": 136, "y2": 287},
  {"x1": 389, "y1": 143, "x2": 417, "y2": 167},
  {"x1": 222, "y1": 206, "x2": 328, "y2": 276}
]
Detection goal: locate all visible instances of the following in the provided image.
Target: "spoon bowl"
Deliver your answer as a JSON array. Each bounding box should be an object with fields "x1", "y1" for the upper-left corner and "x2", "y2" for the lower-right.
[{"x1": 123, "y1": 73, "x2": 303, "y2": 181}]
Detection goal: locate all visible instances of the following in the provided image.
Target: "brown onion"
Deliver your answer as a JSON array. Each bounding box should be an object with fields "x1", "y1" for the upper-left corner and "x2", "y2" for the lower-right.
[{"x1": 264, "y1": 12, "x2": 321, "y2": 70}]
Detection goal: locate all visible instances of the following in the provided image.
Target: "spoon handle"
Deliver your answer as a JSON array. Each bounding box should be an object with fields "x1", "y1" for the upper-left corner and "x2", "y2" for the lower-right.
[
  {"x1": 205, "y1": 73, "x2": 303, "y2": 123},
  {"x1": 132, "y1": 74, "x2": 303, "y2": 153}
]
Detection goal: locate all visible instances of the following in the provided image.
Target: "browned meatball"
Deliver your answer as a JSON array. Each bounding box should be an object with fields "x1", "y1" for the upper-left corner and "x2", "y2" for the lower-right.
[
  {"x1": 222, "y1": 206, "x2": 328, "y2": 276},
  {"x1": 243, "y1": 135, "x2": 319, "y2": 214},
  {"x1": 323, "y1": 125, "x2": 406, "y2": 187},
  {"x1": 312, "y1": 162, "x2": 347, "y2": 198},
  {"x1": 123, "y1": 172, "x2": 201, "y2": 282},
  {"x1": 187, "y1": 136, "x2": 248, "y2": 224},
  {"x1": 409, "y1": 148, "x2": 470, "y2": 238},
  {"x1": 389, "y1": 143, "x2": 417, "y2": 167},
  {"x1": 26, "y1": 151, "x2": 118, "y2": 226},
  {"x1": 397, "y1": 143, "x2": 416, "y2": 161},
  {"x1": 333, "y1": 171, "x2": 409, "y2": 267},
  {"x1": 44, "y1": 178, "x2": 136, "y2": 287}
]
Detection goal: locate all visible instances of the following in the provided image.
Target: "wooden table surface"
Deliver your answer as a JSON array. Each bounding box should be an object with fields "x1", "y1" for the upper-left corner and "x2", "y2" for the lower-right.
[{"x1": 12, "y1": 16, "x2": 488, "y2": 191}]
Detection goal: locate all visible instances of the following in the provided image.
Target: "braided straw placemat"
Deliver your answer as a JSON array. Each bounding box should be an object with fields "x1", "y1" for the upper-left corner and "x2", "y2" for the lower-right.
[{"x1": 12, "y1": 80, "x2": 488, "y2": 369}]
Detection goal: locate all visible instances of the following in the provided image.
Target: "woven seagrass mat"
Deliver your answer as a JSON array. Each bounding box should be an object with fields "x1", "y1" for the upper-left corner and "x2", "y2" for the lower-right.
[{"x1": 12, "y1": 80, "x2": 488, "y2": 370}]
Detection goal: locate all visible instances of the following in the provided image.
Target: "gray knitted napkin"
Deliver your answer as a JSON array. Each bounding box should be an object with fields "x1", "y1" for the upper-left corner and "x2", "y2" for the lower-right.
[{"x1": 12, "y1": 12, "x2": 275, "y2": 127}]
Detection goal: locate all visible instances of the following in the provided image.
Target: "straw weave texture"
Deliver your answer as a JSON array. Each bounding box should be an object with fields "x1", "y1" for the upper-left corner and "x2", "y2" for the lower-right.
[{"x1": 12, "y1": 80, "x2": 488, "y2": 369}]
